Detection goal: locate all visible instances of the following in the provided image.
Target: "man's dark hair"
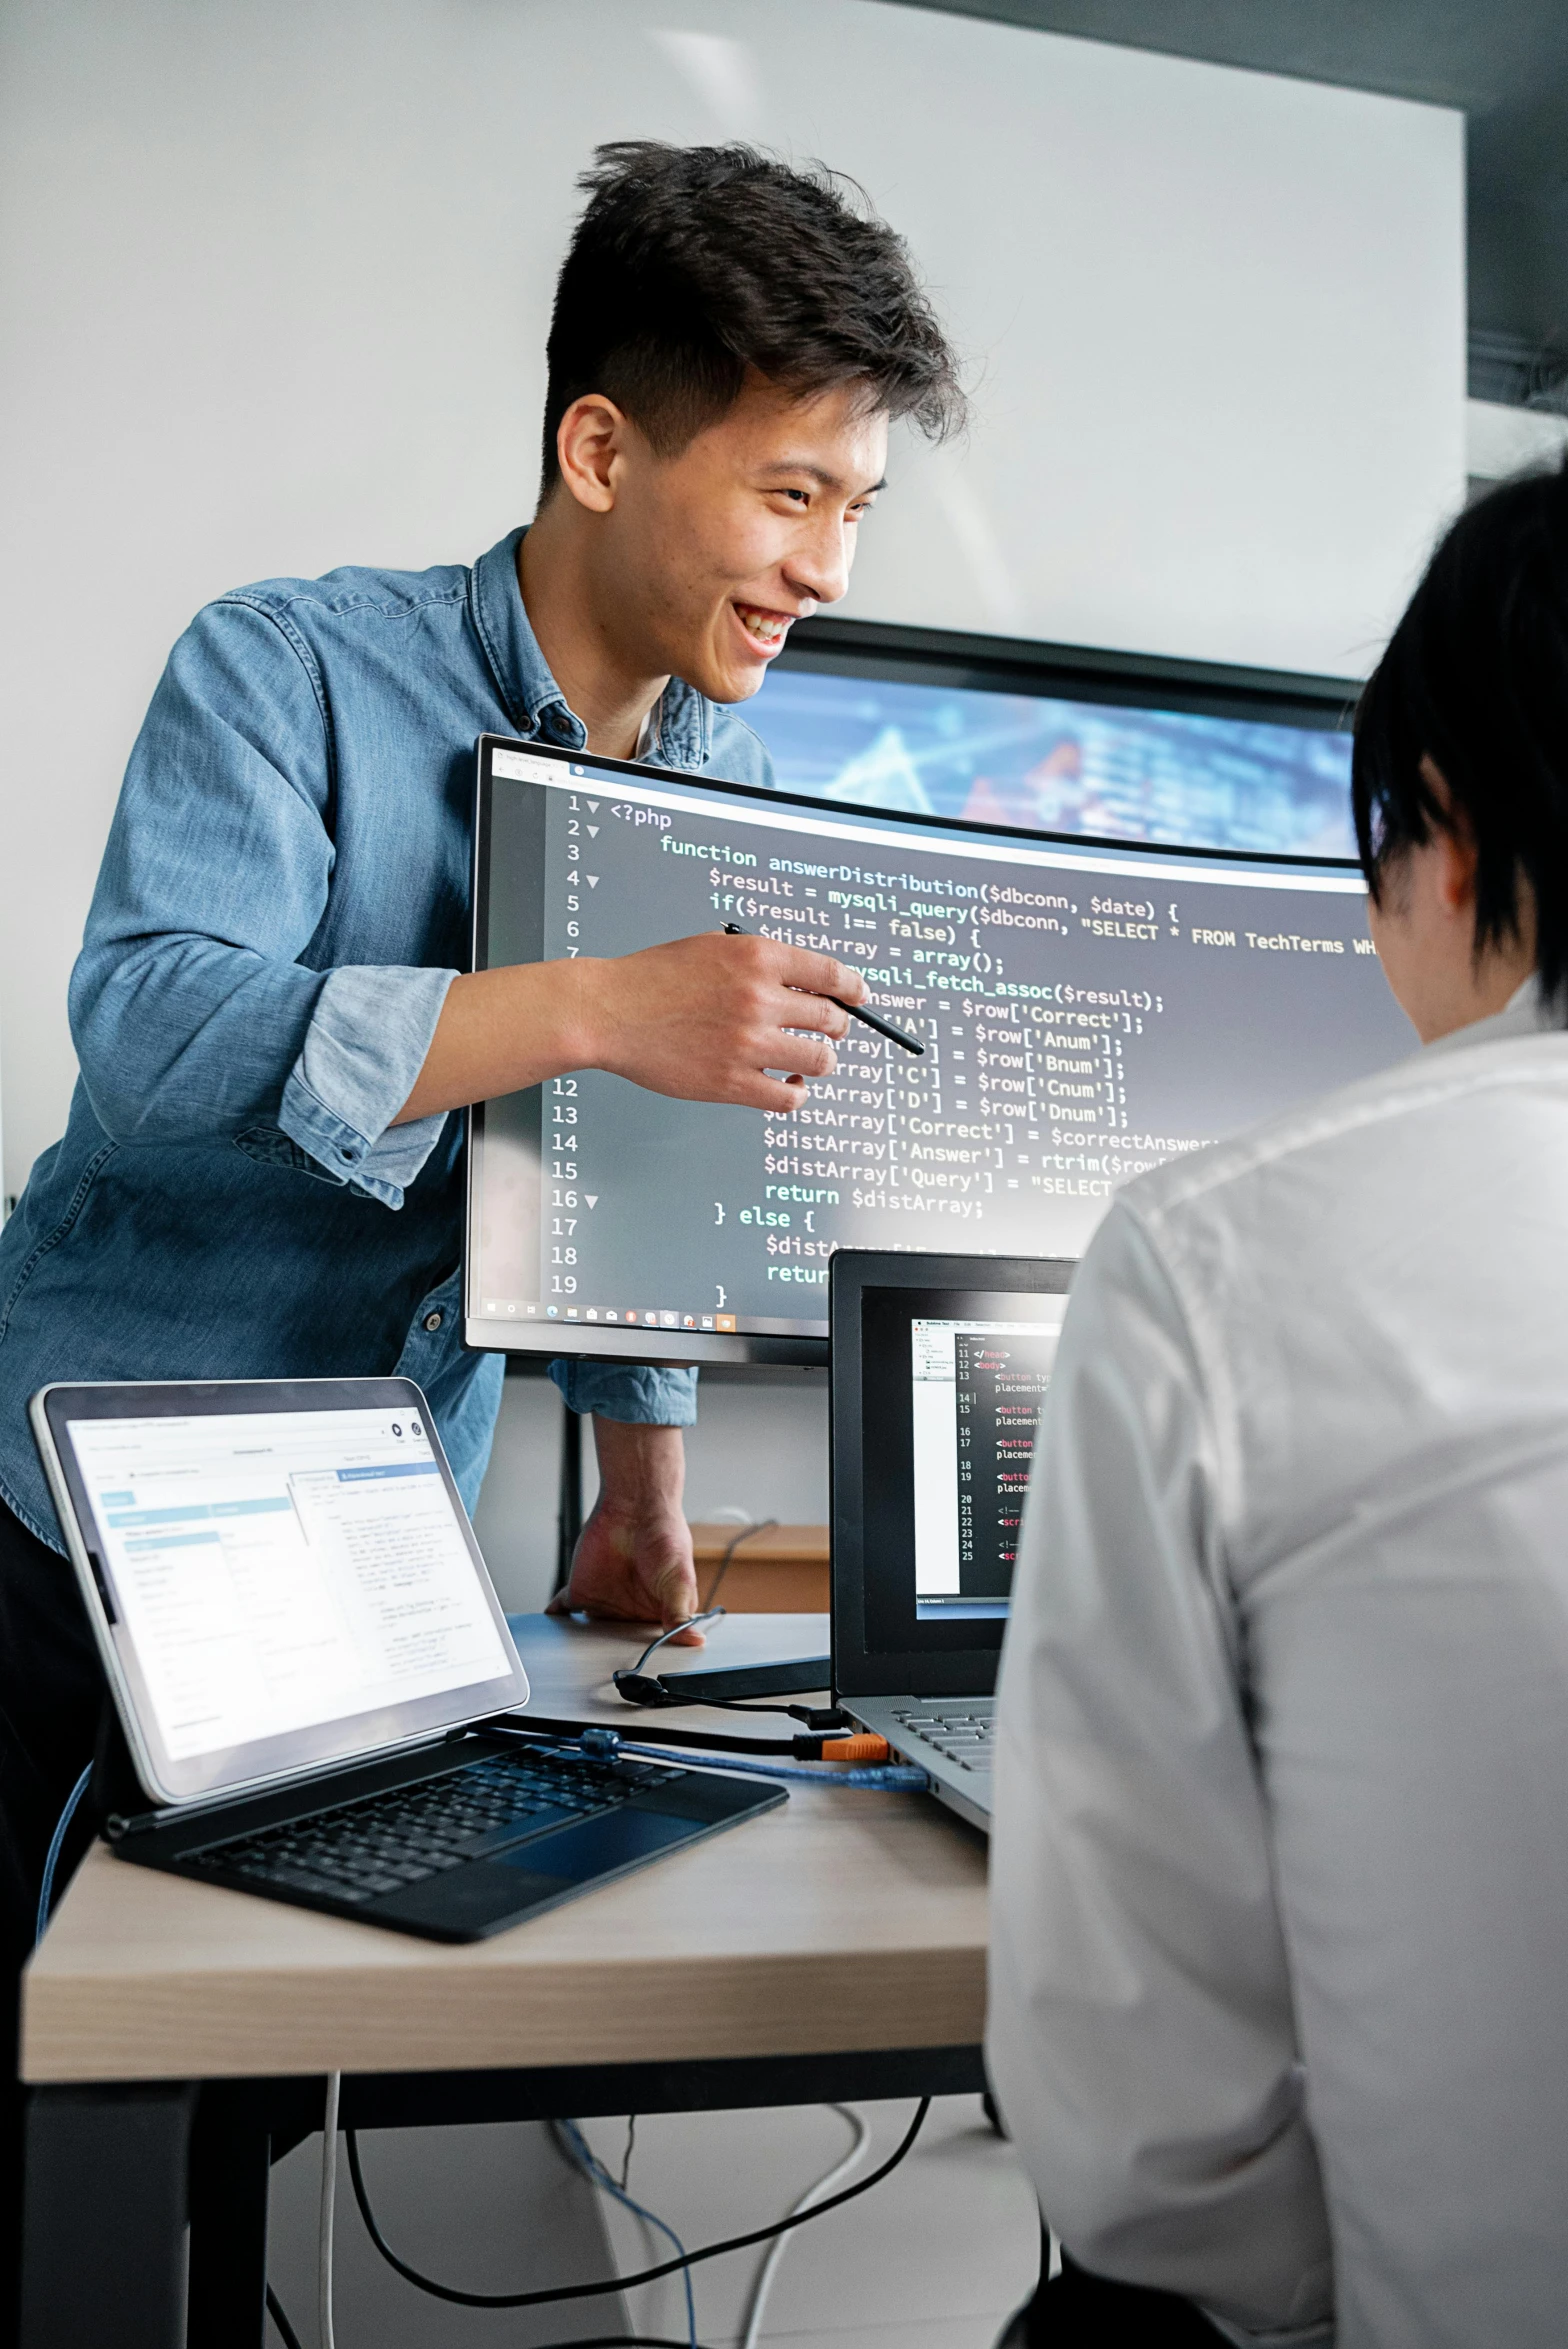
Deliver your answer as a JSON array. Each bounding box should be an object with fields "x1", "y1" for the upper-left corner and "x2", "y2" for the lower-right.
[
  {"x1": 540, "y1": 141, "x2": 965, "y2": 493},
  {"x1": 1353, "y1": 457, "x2": 1568, "y2": 1017}
]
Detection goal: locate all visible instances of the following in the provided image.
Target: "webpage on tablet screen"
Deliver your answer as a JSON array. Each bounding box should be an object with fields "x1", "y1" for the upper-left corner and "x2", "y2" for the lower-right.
[{"x1": 67, "y1": 1409, "x2": 510, "y2": 1761}]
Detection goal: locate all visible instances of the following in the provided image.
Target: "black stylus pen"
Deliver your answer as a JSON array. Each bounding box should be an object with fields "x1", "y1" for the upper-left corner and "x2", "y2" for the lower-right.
[{"x1": 722, "y1": 922, "x2": 926, "y2": 1056}]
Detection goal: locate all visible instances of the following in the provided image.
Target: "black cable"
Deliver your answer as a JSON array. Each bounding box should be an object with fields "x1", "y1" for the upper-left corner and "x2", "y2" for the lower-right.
[
  {"x1": 668, "y1": 1696, "x2": 802, "y2": 1718},
  {"x1": 505, "y1": 2337, "x2": 714, "y2": 2348},
  {"x1": 701, "y1": 1518, "x2": 777, "y2": 1610},
  {"x1": 266, "y1": 2282, "x2": 305, "y2": 2349},
  {"x1": 345, "y1": 2097, "x2": 931, "y2": 2311},
  {"x1": 267, "y1": 2220, "x2": 715, "y2": 2349},
  {"x1": 492, "y1": 1713, "x2": 847, "y2": 1762},
  {"x1": 681, "y1": 1697, "x2": 851, "y2": 1728}
]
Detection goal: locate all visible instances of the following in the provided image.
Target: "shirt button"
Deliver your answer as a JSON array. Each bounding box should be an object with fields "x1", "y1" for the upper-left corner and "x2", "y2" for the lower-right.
[{"x1": 423, "y1": 1311, "x2": 444, "y2": 1333}]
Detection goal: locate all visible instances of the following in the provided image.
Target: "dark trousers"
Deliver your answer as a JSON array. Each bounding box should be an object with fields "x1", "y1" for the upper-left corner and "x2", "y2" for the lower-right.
[
  {"x1": 1001, "y1": 2238, "x2": 1230, "y2": 2344},
  {"x1": 0, "y1": 1500, "x2": 106, "y2": 2349}
]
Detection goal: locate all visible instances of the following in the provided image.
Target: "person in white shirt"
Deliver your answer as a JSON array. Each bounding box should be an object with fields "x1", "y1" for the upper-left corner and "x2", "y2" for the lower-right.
[{"x1": 988, "y1": 458, "x2": 1568, "y2": 2349}]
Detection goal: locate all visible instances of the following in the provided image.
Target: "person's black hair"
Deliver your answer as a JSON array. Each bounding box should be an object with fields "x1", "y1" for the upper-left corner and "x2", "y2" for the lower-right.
[
  {"x1": 1353, "y1": 457, "x2": 1568, "y2": 1017},
  {"x1": 539, "y1": 140, "x2": 965, "y2": 494}
]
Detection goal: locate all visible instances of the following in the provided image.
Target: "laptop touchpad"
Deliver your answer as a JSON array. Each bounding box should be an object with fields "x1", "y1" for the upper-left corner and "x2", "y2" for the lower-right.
[
  {"x1": 377, "y1": 1807, "x2": 702, "y2": 1936},
  {"x1": 494, "y1": 1807, "x2": 698, "y2": 1881}
]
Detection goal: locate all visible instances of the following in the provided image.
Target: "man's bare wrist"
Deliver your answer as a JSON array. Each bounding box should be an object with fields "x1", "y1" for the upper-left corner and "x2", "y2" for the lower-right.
[{"x1": 590, "y1": 1416, "x2": 686, "y2": 1514}]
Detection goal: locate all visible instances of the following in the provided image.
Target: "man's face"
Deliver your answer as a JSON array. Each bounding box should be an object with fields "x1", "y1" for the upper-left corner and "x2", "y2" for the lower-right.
[{"x1": 588, "y1": 372, "x2": 889, "y2": 704}]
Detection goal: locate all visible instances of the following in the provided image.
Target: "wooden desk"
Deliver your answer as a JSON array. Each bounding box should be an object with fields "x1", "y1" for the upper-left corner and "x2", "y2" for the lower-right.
[
  {"x1": 690, "y1": 1522, "x2": 831, "y2": 1611},
  {"x1": 21, "y1": 1612, "x2": 987, "y2": 2349}
]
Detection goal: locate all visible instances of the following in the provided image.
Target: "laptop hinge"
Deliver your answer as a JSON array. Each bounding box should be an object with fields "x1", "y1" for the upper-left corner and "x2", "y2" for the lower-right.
[
  {"x1": 90, "y1": 1700, "x2": 157, "y2": 1841},
  {"x1": 96, "y1": 1715, "x2": 498, "y2": 1843}
]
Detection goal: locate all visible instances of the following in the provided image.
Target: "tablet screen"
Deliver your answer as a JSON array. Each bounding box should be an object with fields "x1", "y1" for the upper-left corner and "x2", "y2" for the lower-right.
[{"x1": 44, "y1": 1383, "x2": 526, "y2": 1805}]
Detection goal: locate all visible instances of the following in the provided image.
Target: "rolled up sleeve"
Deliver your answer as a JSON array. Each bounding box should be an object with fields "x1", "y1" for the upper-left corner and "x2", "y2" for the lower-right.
[
  {"x1": 69, "y1": 595, "x2": 455, "y2": 1210},
  {"x1": 987, "y1": 1201, "x2": 1332, "y2": 2340},
  {"x1": 548, "y1": 1361, "x2": 699, "y2": 1425},
  {"x1": 278, "y1": 962, "x2": 456, "y2": 1207}
]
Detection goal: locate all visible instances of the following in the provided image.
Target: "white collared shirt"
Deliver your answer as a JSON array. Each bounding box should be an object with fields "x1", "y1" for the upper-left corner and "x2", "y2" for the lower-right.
[{"x1": 988, "y1": 984, "x2": 1568, "y2": 2349}]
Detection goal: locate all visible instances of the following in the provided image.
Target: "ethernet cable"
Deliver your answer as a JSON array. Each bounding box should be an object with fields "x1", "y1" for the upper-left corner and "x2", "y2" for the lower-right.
[
  {"x1": 739, "y1": 2103, "x2": 871, "y2": 2348},
  {"x1": 555, "y1": 2116, "x2": 698, "y2": 2349},
  {"x1": 320, "y1": 2072, "x2": 341, "y2": 2349}
]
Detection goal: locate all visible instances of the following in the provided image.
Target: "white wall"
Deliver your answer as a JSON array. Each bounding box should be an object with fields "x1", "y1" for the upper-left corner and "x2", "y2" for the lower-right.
[{"x1": 0, "y1": 0, "x2": 1463, "y2": 1199}]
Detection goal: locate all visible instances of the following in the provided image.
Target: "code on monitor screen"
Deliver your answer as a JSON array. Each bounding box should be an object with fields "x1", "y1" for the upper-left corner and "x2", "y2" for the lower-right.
[{"x1": 467, "y1": 746, "x2": 1409, "y2": 1350}]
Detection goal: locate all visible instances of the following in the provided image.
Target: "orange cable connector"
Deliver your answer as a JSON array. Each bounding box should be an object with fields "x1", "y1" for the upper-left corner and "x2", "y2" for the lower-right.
[{"x1": 820, "y1": 1734, "x2": 891, "y2": 1763}]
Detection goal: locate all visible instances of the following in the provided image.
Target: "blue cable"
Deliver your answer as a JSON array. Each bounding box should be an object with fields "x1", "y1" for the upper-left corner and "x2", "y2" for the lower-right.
[
  {"x1": 558, "y1": 2117, "x2": 699, "y2": 2349},
  {"x1": 35, "y1": 1764, "x2": 93, "y2": 1947},
  {"x1": 615, "y1": 1743, "x2": 930, "y2": 1791}
]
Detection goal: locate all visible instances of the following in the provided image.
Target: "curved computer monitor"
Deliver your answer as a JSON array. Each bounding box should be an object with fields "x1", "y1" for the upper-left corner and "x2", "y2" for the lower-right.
[
  {"x1": 462, "y1": 730, "x2": 1411, "y2": 1369},
  {"x1": 756, "y1": 614, "x2": 1359, "y2": 859}
]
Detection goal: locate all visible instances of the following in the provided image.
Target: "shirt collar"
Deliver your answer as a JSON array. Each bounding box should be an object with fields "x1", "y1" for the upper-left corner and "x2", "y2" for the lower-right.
[
  {"x1": 468, "y1": 525, "x2": 713, "y2": 771},
  {"x1": 1421, "y1": 976, "x2": 1561, "y2": 1062}
]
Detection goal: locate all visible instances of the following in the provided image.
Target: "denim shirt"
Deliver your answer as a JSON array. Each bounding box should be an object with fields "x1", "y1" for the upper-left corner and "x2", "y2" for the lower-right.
[{"x1": 0, "y1": 527, "x2": 773, "y2": 1549}]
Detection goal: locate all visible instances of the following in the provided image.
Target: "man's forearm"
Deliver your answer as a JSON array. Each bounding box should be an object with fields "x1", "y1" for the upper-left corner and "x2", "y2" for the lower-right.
[
  {"x1": 392, "y1": 930, "x2": 864, "y2": 1126},
  {"x1": 589, "y1": 1416, "x2": 687, "y2": 1518},
  {"x1": 393, "y1": 963, "x2": 591, "y2": 1124}
]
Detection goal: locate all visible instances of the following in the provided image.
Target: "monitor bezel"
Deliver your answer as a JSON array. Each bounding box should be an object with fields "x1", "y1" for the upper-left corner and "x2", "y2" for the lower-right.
[
  {"x1": 772, "y1": 612, "x2": 1357, "y2": 736},
  {"x1": 464, "y1": 707, "x2": 1362, "y2": 1369},
  {"x1": 829, "y1": 1249, "x2": 1077, "y2": 1701}
]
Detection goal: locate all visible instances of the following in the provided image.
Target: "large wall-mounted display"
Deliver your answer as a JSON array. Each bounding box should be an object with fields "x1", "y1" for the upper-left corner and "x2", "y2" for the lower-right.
[
  {"x1": 465, "y1": 733, "x2": 1409, "y2": 1368},
  {"x1": 750, "y1": 620, "x2": 1356, "y2": 859}
]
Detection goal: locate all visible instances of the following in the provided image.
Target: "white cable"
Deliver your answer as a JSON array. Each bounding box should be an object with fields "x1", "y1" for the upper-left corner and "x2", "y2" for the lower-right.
[
  {"x1": 319, "y1": 2071, "x2": 342, "y2": 2349},
  {"x1": 738, "y1": 2103, "x2": 870, "y2": 2349}
]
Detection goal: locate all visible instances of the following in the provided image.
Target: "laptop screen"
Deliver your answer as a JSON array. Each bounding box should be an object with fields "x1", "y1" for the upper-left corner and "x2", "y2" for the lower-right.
[
  {"x1": 910, "y1": 1313, "x2": 1067, "y2": 1622},
  {"x1": 834, "y1": 1262, "x2": 1074, "y2": 1693},
  {"x1": 40, "y1": 1383, "x2": 527, "y2": 1806}
]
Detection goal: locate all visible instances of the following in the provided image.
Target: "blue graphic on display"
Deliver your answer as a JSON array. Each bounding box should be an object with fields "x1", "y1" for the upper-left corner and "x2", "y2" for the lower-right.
[{"x1": 747, "y1": 665, "x2": 1356, "y2": 858}]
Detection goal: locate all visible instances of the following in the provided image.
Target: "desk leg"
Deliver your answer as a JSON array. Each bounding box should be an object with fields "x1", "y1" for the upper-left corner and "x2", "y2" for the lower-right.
[
  {"x1": 187, "y1": 2090, "x2": 271, "y2": 2349},
  {"x1": 20, "y1": 2083, "x2": 195, "y2": 2349}
]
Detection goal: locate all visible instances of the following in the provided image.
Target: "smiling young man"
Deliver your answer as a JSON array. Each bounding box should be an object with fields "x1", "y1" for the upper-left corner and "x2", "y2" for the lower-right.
[{"x1": 0, "y1": 140, "x2": 961, "y2": 2331}]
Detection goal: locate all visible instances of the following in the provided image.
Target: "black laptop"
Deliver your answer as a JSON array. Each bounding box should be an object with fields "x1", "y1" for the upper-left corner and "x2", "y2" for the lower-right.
[
  {"x1": 829, "y1": 1250, "x2": 1076, "y2": 1832},
  {"x1": 31, "y1": 1376, "x2": 781, "y2": 1941}
]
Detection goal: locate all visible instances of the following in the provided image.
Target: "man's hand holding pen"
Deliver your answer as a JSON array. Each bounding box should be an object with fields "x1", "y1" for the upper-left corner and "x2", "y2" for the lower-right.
[
  {"x1": 395, "y1": 928, "x2": 915, "y2": 1124},
  {"x1": 571, "y1": 929, "x2": 871, "y2": 1114}
]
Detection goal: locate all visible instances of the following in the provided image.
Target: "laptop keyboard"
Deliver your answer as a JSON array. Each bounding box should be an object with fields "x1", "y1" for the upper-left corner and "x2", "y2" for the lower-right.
[
  {"x1": 183, "y1": 1746, "x2": 683, "y2": 1906},
  {"x1": 891, "y1": 1708, "x2": 995, "y2": 1773}
]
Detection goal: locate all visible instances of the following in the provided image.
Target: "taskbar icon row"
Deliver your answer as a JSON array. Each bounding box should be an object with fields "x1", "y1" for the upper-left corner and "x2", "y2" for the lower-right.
[{"x1": 480, "y1": 1300, "x2": 738, "y2": 1333}]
